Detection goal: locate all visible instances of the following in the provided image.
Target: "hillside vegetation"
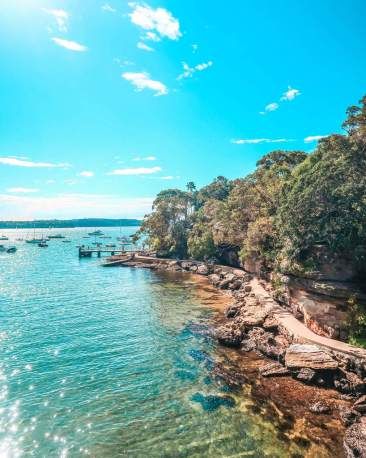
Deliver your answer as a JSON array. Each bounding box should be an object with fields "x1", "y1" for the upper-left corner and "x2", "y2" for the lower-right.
[{"x1": 135, "y1": 96, "x2": 366, "y2": 283}]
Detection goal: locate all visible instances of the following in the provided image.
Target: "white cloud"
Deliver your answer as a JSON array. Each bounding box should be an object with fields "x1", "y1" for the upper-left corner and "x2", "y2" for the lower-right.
[
  {"x1": 0, "y1": 157, "x2": 70, "y2": 168},
  {"x1": 231, "y1": 138, "x2": 292, "y2": 144},
  {"x1": 0, "y1": 193, "x2": 153, "y2": 220},
  {"x1": 6, "y1": 187, "x2": 39, "y2": 193},
  {"x1": 143, "y1": 31, "x2": 160, "y2": 42},
  {"x1": 260, "y1": 86, "x2": 301, "y2": 115},
  {"x1": 137, "y1": 41, "x2": 155, "y2": 52},
  {"x1": 281, "y1": 86, "x2": 301, "y2": 101},
  {"x1": 177, "y1": 61, "x2": 213, "y2": 80},
  {"x1": 129, "y1": 3, "x2": 181, "y2": 40},
  {"x1": 132, "y1": 156, "x2": 157, "y2": 161},
  {"x1": 260, "y1": 102, "x2": 279, "y2": 115},
  {"x1": 304, "y1": 135, "x2": 328, "y2": 143},
  {"x1": 51, "y1": 37, "x2": 87, "y2": 52},
  {"x1": 79, "y1": 171, "x2": 94, "y2": 177},
  {"x1": 108, "y1": 166, "x2": 162, "y2": 176},
  {"x1": 43, "y1": 8, "x2": 69, "y2": 32},
  {"x1": 192, "y1": 44, "x2": 198, "y2": 53},
  {"x1": 122, "y1": 72, "x2": 168, "y2": 96},
  {"x1": 102, "y1": 3, "x2": 116, "y2": 13}
]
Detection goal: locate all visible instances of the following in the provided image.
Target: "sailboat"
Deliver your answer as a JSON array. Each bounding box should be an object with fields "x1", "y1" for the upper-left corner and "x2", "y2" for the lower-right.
[{"x1": 26, "y1": 227, "x2": 45, "y2": 244}]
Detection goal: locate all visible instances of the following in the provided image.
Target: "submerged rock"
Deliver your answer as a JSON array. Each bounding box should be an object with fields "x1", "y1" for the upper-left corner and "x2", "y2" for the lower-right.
[
  {"x1": 285, "y1": 344, "x2": 338, "y2": 370},
  {"x1": 190, "y1": 392, "x2": 235, "y2": 411}
]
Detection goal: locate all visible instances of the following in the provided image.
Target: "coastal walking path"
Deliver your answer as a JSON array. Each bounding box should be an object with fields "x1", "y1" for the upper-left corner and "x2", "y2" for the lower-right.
[{"x1": 250, "y1": 277, "x2": 366, "y2": 360}]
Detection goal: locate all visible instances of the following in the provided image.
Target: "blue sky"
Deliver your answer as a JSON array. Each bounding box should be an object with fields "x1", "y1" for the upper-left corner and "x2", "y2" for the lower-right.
[{"x1": 0, "y1": 0, "x2": 365, "y2": 220}]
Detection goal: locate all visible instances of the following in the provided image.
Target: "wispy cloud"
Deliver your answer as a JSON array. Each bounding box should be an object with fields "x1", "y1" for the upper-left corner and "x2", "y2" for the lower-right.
[
  {"x1": 192, "y1": 44, "x2": 198, "y2": 53},
  {"x1": 0, "y1": 193, "x2": 153, "y2": 219},
  {"x1": 102, "y1": 3, "x2": 116, "y2": 13},
  {"x1": 143, "y1": 31, "x2": 160, "y2": 42},
  {"x1": 231, "y1": 138, "x2": 292, "y2": 144},
  {"x1": 132, "y1": 156, "x2": 156, "y2": 161},
  {"x1": 6, "y1": 187, "x2": 39, "y2": 193},
  {"x1": 128, "y1": 3, "x2": 181, "y2": 40},
  {"x1": 79, "y1": 171, "x2": 94, "y2": 177},
  {"x1": 108, "y1": 166, "x2": 162, "y2": 176},
  {"x1": 137, "y1": 41, "x2": 155, "y2": 52},
  {"x1": 259, "y1": 102, "x2": 279, "y2": 115},
  {"x1": 304, "y1": 135, "x2": 328, "y2": 143},
  {"x1": 177, "y1": 61, "x2": 213, "y2": 80},
  {"x1": 43, "y1": 8, "x2": 69, "y2": 32},
  {"x1": 51, "y1": 37, "x2": 87, "y2": 52},
  {"x1": 260, "y1": 86, "x2": 301, "y2": 114},
  {"x1": 281, "y1": 86, "x2": 301, "y2": 101},
  {"x1": 0, "y1": 157, "x2": 70, "y2": 168},
  {"x1": 122, "y1": 72, "x2": 168, "y2": 96}
]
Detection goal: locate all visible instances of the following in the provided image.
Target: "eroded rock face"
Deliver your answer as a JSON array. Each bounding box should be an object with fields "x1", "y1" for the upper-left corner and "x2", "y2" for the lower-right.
[
  {"x1": 285, "y1": 344, "x2": 338, "y2": 370},
  {"x1": 344, "y1": 417, "x2": 366, "y2": 457}
]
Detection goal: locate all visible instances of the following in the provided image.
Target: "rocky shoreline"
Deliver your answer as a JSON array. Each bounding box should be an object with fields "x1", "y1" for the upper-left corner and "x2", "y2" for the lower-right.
[{"x1": 114, "y1": 255, "x2": 366, "y2": 456}]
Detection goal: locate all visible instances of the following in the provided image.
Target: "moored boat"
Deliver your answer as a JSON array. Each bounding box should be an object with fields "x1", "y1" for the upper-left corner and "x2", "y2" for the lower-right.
[
  {"x1": 48, "y1": 234, "x2": 65, "y2": 239},
  {"x1": 0, "y1": 235, "x2": 9, "y2": 241},
  {"x1": 88, "y1": 230, "x2": 104, "y2": 236},
  {"x1": 6, "y1": 246, "x2": 17, "y2": 253}
]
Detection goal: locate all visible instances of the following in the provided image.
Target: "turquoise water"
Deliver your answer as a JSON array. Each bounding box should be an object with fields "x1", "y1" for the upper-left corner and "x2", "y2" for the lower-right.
[{"x1": 0, "y1": 228, "x2": 330, "y2": 457}]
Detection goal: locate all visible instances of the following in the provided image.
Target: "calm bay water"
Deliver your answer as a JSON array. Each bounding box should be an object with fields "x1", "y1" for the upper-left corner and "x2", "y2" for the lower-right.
[{"x1": 0, "y1": 227, "x2": 329, "y2": 457}]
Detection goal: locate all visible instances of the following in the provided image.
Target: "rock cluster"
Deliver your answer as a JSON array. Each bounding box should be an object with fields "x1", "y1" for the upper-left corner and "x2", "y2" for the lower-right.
[{"x1": 124, "y1": 256, "x2": 366, "y2": 455}]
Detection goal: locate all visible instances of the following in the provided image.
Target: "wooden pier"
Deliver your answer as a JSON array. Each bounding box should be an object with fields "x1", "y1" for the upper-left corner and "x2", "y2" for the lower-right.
[{"x1": 78, "y1": 246, "x2": 130, "y2": 258}]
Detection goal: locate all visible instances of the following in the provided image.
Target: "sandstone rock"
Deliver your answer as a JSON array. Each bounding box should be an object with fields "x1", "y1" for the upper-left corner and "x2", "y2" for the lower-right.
[
  {"x1": 309, "y1": 401, "x2": 331, "y2": 414},
  {"x1": 296, "y1": 367, "x2": 316, "y2": 383},
  {"x1": 232, "y1": 269, "x2": 246, "y2": 278},
  {"x1": 344, "y1": 417, "x2": 366, "y2": 457},
  {"x1": 259, "y1": 362, "x2": 290, "y2": 377},
  {"x1": 340, "y1": 408, "x2": 361, "y2": 427},
  {"x1": 181, "y1": 261, "x2": 192, "y2": 270},
  {"x1": 215, "y1": 323, "x2": 244, "y2": 347},
  {"x1": 244, "y1": 285, "x2": 252, "y2": 292},
  {"x1": 226, "y1": 273, "x2": 236, "y2": 281},
  {"x1": 218, "y1": 278, "x2": 232, "y2": 289},
  {"x1": 240, "y1": 306, "x2": 269, "y2": 327},
  {"x1": 353, "y1": 395, "x2": 366, "y2": 414},
  {"x1": 197, "y1": 264, "x2": 209, "y2": 275},
  {"x1": 241, "y1": 339, "x2": 256, "y2": 352},
  {"x1": 229, "y1": 280, "x2": 243, "y2": 290},
  {"x1": 263, "y1": 315, "x2": 278, "y2": 331},
  {"x1": 225, "y1": 304, "x2": 241, "y2": 319},
  {"x1": 190, "y1": 265, "x2": 198, "y2": 272},
  {"x1": 285, "y1": 344, "x2": 338, "y2": 370},
  {"x1": 208, "y1": 274, "x2": 221, "y2": 286}
]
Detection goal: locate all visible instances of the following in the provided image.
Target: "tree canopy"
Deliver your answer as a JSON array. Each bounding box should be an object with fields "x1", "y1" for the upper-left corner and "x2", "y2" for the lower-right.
[{"x1": 135, "y1": 95, "x2": 366, "y2": 278}]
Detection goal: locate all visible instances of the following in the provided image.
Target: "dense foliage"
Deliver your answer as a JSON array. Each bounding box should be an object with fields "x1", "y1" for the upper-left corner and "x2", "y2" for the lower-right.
[{"x1": 135, "y1": 96, "x2": 366, "y2": 279}]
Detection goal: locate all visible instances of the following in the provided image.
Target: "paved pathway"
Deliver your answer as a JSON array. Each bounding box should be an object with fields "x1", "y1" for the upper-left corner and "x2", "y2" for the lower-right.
[{"x1": 251, "y1": 277, "x2": 366, "y2": 360}]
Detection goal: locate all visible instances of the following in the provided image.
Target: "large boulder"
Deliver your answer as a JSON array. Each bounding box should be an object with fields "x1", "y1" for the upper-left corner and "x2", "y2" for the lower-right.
[
  {"x1": 197, "y1": 264, "x2": 209, "y2": 275},
  {"x1": 284, "y1": 344, "x2": 338, "y2": 370},
  {"x1": 215, "y1": 323, "x2": 244, "y2": 347},
  {"x1": 344, "y1": 417, "x2": 366, "y2": 457}
]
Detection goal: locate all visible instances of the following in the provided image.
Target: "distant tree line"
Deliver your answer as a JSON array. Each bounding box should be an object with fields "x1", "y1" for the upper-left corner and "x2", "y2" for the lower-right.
[
  {"x1": 134, "y1": 95, "x2": 366, "y2": 281},
  {"x1": 0, "y1": 218, "x2": 141, "y2": 229}
]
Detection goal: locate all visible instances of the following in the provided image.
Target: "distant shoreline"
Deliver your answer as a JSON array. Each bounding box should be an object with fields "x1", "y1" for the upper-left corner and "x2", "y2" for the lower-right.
[{"x1": 0, "y1": 218, "x2": 141, "y2": 229}]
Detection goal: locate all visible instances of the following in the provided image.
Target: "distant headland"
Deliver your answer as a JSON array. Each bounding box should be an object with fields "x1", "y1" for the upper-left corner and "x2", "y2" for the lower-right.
[{"x1": 0, "y1": 218, "x2": 141, "y2": 229}]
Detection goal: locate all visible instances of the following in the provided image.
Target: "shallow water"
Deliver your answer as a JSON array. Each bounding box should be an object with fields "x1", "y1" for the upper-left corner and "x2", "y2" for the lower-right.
[{"x1": 0, "y1": 227, "x2": 332, "y2": 457}]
